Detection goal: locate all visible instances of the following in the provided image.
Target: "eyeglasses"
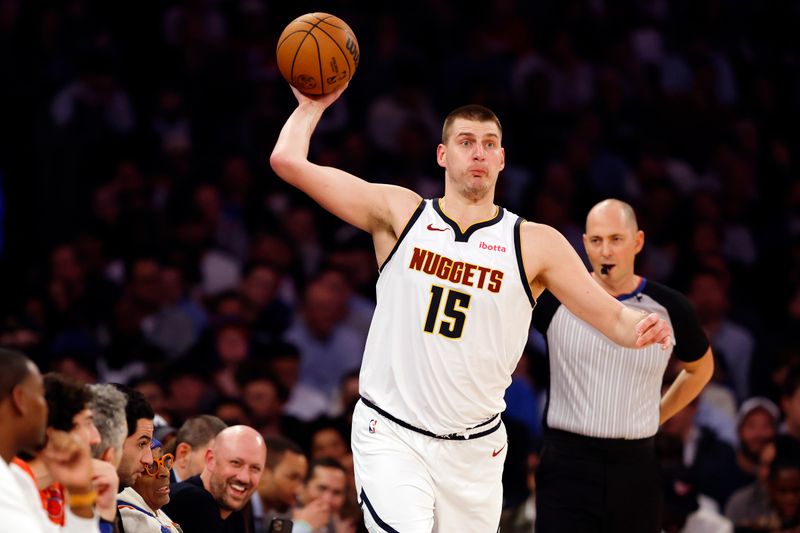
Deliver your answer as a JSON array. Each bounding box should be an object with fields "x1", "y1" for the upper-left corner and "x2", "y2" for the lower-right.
[{"x1": 145, "y1": 453, "x2": 174, "y2": 476}]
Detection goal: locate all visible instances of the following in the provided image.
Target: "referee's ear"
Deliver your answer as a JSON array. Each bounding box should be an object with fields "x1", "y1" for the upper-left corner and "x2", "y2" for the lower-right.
[{"x1": 634, "y1": 230, "x2": 645, "y2": 254}]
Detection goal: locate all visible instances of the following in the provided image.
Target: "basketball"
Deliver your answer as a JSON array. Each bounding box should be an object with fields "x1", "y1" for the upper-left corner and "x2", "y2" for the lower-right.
[{"x1": 276, "y1": 13, "x2": 360, "y2": 96}]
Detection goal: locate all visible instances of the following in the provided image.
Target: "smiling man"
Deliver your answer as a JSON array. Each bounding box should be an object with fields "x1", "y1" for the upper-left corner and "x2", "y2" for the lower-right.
[{"x1": 164, "y1": 425, "x2": 266, "y2": 532}]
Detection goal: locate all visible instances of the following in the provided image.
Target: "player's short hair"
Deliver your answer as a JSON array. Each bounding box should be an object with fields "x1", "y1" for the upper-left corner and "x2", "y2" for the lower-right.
[
  {"x1": 44, "y1": 373, "x2": 91, "y2": 432},
  {"x1": 0, "y1": 348, "x2": 33, "y2": 401},
  {"x1": 174, "y1": 415, "x2": 227, "y2": 450},
  {"x1": 88, "y1": 383, "x2": 128, "y2": 459},
  {"x1": 442, "y1": 105, "x2": 502, "y2": 144},
  {"x1": 265, "y1": 435, "x2": 304, "y2": 470}
]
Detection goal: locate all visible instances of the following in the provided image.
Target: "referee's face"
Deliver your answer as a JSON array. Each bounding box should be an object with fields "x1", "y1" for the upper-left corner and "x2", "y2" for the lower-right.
[{"x1": 584, "y1": 205, "x2": 643, "y2": 291}]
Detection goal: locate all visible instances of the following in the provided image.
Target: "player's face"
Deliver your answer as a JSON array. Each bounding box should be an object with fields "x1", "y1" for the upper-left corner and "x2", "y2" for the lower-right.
[
  {"x1": 437, "y1": 118, "x2": 504, "y2": 202},
  {"x1": 583, "y1": 206, "x2": 643, "y2": 289}
]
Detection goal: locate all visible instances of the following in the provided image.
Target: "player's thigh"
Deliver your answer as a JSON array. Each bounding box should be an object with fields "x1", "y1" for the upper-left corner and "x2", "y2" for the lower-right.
[
  {"x1": 351, "y1": 402, "x2": 435, "y2": 533},
  {"x1": 431, "y1": 422, "x2": 507, "y2": 532}
]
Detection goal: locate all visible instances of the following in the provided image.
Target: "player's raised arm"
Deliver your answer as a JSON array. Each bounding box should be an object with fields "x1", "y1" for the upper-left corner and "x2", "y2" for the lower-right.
[
  {"x1": 270, "y1": 86, "x2": 420, "y2": 241},
  {"x1": 522, "y1": 222, "x2": 672, "y2": 349}
]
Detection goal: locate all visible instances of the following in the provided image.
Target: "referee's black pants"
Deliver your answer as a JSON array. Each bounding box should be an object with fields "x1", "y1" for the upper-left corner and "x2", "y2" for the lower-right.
[{"x1": 535, "y1": 428, "x2": 662, "y2": 533}]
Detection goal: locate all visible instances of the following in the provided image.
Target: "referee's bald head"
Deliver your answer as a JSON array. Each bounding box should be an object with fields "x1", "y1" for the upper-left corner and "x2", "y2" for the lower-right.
[{"x1": 586, "y1": 199, "x2": 639, "y2": 233}]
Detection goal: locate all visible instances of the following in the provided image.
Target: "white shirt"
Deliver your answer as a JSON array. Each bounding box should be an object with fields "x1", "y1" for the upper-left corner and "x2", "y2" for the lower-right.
[{"x1": 0, "y1": 458, "x2": 98, "y2": 532}]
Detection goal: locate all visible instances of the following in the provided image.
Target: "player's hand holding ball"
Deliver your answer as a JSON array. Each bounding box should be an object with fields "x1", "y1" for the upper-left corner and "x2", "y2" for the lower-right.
[{"x1": 276, "y1": 13, "x2": 359, "y2": 98}]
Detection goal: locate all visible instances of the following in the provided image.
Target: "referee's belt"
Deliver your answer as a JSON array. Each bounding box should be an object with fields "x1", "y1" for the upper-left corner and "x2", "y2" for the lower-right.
[{"x1": 359, "y1": 396, "x2": 502, "y2": 440}]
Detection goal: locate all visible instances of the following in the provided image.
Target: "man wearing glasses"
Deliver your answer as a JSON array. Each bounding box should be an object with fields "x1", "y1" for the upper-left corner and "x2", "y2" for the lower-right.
[{"x1": 118, "y1": 438, "x2": 182, "y2": 532}]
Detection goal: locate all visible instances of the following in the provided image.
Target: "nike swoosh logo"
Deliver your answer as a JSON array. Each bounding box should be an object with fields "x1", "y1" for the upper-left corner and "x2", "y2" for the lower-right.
[
  {"x1": 427, "y1": 224, "x2": 447, "y2": 232},
  {"x1": 492, "y1": 444, "x2": 506, "y2": 457}
]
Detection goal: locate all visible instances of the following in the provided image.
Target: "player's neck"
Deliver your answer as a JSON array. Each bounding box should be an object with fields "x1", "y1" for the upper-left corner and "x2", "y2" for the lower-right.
[
  {"x1": 592, "y1": 272, "x2": 641, "y2": 298},
  {"x1": 439, "y1": 195, "x2": 497, "y2": 228}
]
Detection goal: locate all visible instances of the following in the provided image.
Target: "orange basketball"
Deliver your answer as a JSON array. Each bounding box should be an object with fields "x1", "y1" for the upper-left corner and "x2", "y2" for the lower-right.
[{"x1": 276, "y1": 13, "x2": 360, "y2": 96}]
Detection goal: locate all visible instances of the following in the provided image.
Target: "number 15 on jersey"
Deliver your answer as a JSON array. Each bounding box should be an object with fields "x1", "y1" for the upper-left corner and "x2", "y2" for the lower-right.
[{"x1": 424, "y1": 285, "x2": 471, "y2": 339}]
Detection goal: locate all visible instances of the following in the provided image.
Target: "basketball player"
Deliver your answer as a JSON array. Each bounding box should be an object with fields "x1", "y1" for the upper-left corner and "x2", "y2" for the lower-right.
[
  {"x1": 270, "y1": 85, "x2": 672, "y2": 532},
  {"x1": 533, "y1": 199, "x2": 714, "y2": 532}
]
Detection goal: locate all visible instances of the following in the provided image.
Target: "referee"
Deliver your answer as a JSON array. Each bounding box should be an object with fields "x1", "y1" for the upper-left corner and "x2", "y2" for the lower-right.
[{"x1": 533, "y1": 199, "x2": 714, "y2": 533}]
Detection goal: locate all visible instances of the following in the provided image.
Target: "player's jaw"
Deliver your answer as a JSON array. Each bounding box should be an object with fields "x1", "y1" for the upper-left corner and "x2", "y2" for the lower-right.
[{"x1": 451, "y1": 168, "x2": 495, "y2": 201}]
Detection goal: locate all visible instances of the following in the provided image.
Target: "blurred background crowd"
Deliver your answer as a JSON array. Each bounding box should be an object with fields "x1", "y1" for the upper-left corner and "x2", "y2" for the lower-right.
[{"x1": 1, "y1": 0, "x2": 800, "y2": 531}]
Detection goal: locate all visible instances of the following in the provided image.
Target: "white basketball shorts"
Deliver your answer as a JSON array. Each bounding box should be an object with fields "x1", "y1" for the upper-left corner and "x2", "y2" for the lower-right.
[{"x1": 351, "y1": 399, "x2": 508, "y2": 532}]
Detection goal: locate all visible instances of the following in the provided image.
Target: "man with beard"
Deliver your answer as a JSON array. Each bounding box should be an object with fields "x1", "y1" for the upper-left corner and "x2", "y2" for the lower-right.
[
  {"x1": 111, "y1": 384, "x2": 155, "y2": 533},
  {"x1": 164, "y1": 425, "x2": 266, "y2": 532},
  {"x1": 112, "y1": 385, "x2": 155, "y2": 489}
]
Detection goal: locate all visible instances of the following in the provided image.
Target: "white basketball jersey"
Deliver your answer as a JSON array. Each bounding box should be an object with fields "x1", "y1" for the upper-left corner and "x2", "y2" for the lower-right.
[{"x1": 359, "y1": 199, "x2": 535, "y2": 435}]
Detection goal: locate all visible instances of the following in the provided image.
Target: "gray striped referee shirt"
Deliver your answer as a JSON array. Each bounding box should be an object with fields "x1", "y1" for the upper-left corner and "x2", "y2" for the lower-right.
[{"x1": 532, "y1": 278, "x2": 708, "y2": 439}]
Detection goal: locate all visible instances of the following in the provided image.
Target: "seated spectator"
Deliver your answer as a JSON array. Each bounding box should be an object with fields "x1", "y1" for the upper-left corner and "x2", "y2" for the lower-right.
[
  {"x1": 164, "y1": 425, "x2": 266, "y2": 532},
  {"x1": 212, "y1": 397, "x2": 252, "y2": 427},
  {"x1": 293, "y1": 458, "x2": 351, "y2": 533},
  {"x1": 726, "y1": 435, "x2": 781, "y2": 528},
  {"x1": 269, "y1": 342, "x2": 329, "y2": 423},
  {"x1": 13, "y1": 373, "x2": 116, "y2": 526},
  {"x1": 118, "y1": 439, "x2": 182, "y2": 532},
  {"x1": 168, "y1": 414, "x2": 227, "y2": 483},
  {"x1": 732, "y1": 397, "x2": 780, "y2": 488},
  {"x1": 256, "y1": 435, "x2": 308, "y2": 525},
  {"x1": 88, "y1": 383, "x2": 128, "y2": 467},
  {"x1": 0, "y1": 348, "x2": 99, "y2": 531},
  {"x1": 732, "y1": 436, "x2": 800, "y2": 531},
  {"x1": 309, "y1": 422, "x2": 349, "y2": 462},
  {"x1": 112, "y1": 384, "x2": 155, "y2": 489}
]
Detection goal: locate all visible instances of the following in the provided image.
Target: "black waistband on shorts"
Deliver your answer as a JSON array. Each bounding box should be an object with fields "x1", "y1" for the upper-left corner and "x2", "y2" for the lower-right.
[
  {"x1": 543, "y1": 427, "x2": 655, "y2": 463},
  {"x1": 359, "y1": 396, "x2": 501, "y2": 441}
]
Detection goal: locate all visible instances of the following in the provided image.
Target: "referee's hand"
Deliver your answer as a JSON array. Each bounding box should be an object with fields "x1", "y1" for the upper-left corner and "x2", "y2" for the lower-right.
[{"x1": 634, "y1": 313, "x2": 674, "y2": 350}]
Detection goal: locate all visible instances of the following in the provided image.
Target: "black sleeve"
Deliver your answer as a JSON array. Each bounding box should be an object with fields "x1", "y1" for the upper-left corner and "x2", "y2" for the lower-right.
[
  {"x1": 531, "y1": 289, "x2": 562, "y2": 334},
  {"x1": 645, "y1": 281, "x2": 709, "y2": 362}
]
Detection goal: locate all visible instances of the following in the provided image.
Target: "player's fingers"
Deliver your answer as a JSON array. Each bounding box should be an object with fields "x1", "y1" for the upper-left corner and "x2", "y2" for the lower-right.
[
  {"x1": 634, "y1": 313, "x2": 658, "y2": 337},
  {"x1": 635, "y1": 315, "x2": 666, "y2": 347}
]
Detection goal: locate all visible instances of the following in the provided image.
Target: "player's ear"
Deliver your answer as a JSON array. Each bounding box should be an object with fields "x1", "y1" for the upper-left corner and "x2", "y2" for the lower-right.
[{"x1": 437, "y1": 144, "x2": 446, "y2": 168}]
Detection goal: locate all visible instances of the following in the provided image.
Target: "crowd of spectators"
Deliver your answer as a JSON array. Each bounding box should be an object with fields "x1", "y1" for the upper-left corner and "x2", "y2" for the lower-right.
[{"x1": 1, "y1": 0, "x2": 800, "y2": 530}]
